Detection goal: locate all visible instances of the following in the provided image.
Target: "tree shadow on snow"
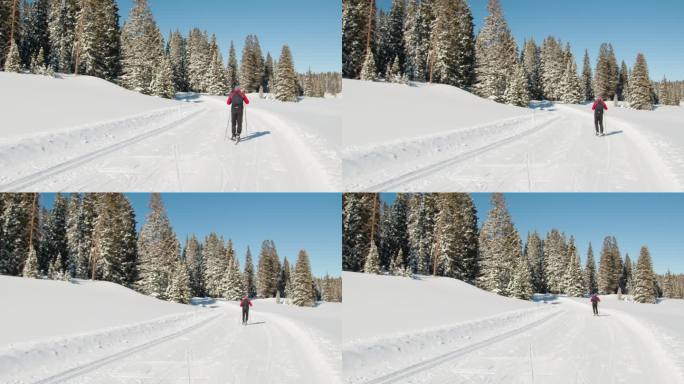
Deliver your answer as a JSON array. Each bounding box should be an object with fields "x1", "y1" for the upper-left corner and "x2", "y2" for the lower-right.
[{"x1": 239, "y1": 131, "x2": 271, "y2": 143}]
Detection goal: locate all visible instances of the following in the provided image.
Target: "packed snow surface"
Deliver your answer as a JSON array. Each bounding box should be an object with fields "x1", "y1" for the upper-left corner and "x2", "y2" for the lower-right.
[
  {"x1": 343, "y1": 79, "x2": 683, "y2": 192},
  {"x1": 342, "y1": 272, "x2": 684, "y2": 384},
  {"x1": 0, "y1": 72, "x2": 340, "y2": 192},
  {"x1": 0, "y1": 275, "x2": 341, "y2": 384}
]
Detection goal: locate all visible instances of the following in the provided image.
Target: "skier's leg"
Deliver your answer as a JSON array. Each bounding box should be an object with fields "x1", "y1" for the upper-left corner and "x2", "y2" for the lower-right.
[
  {"x1": 594, "y1": 115, "x2": 599, "y2": 135},
  {"x1": 237, "y1": 108, "x2": 244, "y2": 137},
  {"x1": 231, "y1": 110, "x2": 238, "y2": 139}
]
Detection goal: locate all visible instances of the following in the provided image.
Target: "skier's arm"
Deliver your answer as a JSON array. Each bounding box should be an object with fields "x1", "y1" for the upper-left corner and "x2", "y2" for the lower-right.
[
  {"x1": 249, "y1": 300, "x2": 253, "y2": 307},
  {"x1": 592, "y1": 101, "x2": 597, "y2": 110},
  {"x1": 603, "y1": 102, "x2": 608, "y2": 111},
  {"x1": 227, "y1": 94, "x2": 233, "y2": 106},
  {"x1": 243, "y1": 91, "x2": 250, "y2": 105}
]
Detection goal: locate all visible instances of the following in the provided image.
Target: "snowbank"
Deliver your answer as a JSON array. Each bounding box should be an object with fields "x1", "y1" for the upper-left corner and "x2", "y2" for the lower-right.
[
  {"x1": 0, "y1": 72, "x2": 181, "y2": 139},
  {"x1": 0, "y1": 275, "x2": 213, "y2": 384},
  {"x1": 342, "y1": 79, "x2": 535, "y2": 147}
]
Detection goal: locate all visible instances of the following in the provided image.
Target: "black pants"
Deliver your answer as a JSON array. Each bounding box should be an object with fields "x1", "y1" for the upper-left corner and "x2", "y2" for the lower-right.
[
  {"x1": 592, "y1": 302, "x2": 598, "y2": 315},
  {"x1": 594, "y1": 113, "x2": 604, "y2": 134},
  {"x1": 242, "y1": 309, "x2": 249, "y2": 324},
  {"x1": 232, "y1": 106, "x2": 244, "y2": 138}
]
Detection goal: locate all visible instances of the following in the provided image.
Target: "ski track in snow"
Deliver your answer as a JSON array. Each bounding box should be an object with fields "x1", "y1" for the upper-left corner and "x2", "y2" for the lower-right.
[
  {"x1": 56, "y1": 304, "x2": 341, "y2": 384},
  {"x1": 344, "y1": 103, "x2": 681, "y2": 192},
  {"x1": 346, "y1": 298, "x2": 683, "y2": 384},
  {"x1": 0, "y1": 95, "x2": 336, "y2": 192}
]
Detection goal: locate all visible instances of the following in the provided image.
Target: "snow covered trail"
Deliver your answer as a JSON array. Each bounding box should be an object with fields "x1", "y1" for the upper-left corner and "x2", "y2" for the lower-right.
[
  {"x1": 54, "y1": 302, "x2": 341, "y2": 384},
  {"x1": 1, "y1": 73, "x2": 339, "y2": 192},
  {"x1": 353, "y1": 298, "x2": 682, "y2": 384},
  {"x1": 343, "y1": 80, "x2": 680, "y2": 192}
]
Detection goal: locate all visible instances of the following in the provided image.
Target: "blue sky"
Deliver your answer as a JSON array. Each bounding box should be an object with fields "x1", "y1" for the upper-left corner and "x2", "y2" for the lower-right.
[
  {"x1": 116, "y1": 0, "x2": 341, "y2": 73},
  {"x1": 41, "y1": 193, "x2": 342, "y2": 277},
  {"x1": 382, "y1": 193, "x2": 684, "y2": 274},
  {"x1": 378, "y1": 0, "x2": 684, "y2": 80}
]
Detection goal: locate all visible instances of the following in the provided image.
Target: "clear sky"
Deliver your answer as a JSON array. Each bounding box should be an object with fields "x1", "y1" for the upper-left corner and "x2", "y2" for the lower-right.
[
  {"x1": 381, "y1": 193, "x2": 684, "y2": 274},
  {"x1": 378, "y1": 0, "x2": 684, "y2": 80},
  {"x1": 116, "y1": 0, "x2": 341, "y2": 73},
  {"x1": 40, "y1": 193, "x2": 342, "y2": 277}
]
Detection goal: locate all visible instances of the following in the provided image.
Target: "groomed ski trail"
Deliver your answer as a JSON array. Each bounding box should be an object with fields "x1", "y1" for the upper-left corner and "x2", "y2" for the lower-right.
[
  {"x1": 48, "y1": 304, "x2": 340, "y2": 384},
  {"x1": 344, "y1": 103, "x2": 680, "y2": 192},
  {"x1": 359, "y1": 309, "x2": 562, "y2": 384},
  {"x1": 0, "y1": 95, "x2": 335, "y2": 192},
  {"x1": 384, "y1": 298, "x2": 681, "y2": 384}
]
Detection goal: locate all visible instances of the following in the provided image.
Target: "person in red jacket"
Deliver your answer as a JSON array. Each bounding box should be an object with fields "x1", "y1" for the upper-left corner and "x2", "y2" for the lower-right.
[
  {"x1": 239, "y1": 295, "x2": 253, "y2": 325},
  {"x1": 227, "y1": 87, "x2": 250, "y2": 142},
  {"x1": 592, "y1": 97, "x2": 608, "y2": 136},
  {"x1": 590, "y1": 293, "x2": 601, "y2": 316}
]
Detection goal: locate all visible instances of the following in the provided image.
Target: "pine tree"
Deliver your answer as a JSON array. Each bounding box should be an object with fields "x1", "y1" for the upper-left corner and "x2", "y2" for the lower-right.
[
  {"x1": 119, "y1": 0, "x2": 166, "y2": 95},
  {"x1": 291, "y1": 250, "x2": 315, "y2": 307},
  {"x1": 508, "y1": 253, "x2": 533, "y2": 300},
  {"x1": 616, "y1": 60, "x2": 629, "y2": 101},
  {"x1": 622, "y1": 253, "x2": 633, "y2": 294},
  {"x1": 540, "y1": 36, "x2": 563, "y2": 100},
  {"x1": 598, "y1": 236, "x2": 622, "y2": 294},
  {"x1": 274, "y1": 44, "x2": 298, "y2": 102},
  {"x1": 428, "y1": 0, "x2": 474, "y2": 88},
  {"x1": 594, "y1": 43, "x2": 619, "y2": 100},
  {"x1": 205, "y1": 38, "x2": 227, "y2": 95},
  {"x1": 243, "y1": 246, "x2": 256, "y2": 298},
  {"x1": 376, "y1": 0, "x2": 404, "y2": 79},
  {"x1": 3, "y1": 40, "x2": 20, "y2": 71},
  {"x1": 505, "y1": 63, "x2": 530, "y2": 107},
  {"x1": 263, "y1": 52, "x2": 274, "y2": 92},
  {"x1": 48, "y1": 0, "x2": 79, "y2": 72},
  {"x1": 73, "y1": 0, "x2": 120, "y2": 80},
  {"x1": 202, "y1": 233, "x2": 227, "y2": 297},
  {"x1": 478, "y1": 193, "x2": 522, "y2": 296},
  {"x1": 167, "y1": 30, "x2": 188, "y2": 92},
  {"x1": 277, "y1": 256, "x2": 291, "y2": 297},
  {"x1": 559, "y1": 58, "x2": 582, "y2": 104},
  {"x1": 183, "y1": 235, "x2": 203, "y2": 297},
  {"x1": 363, "y1": 241, "x2": 380, "y2": 274},
  {"x1": 226, "y1": 40, "x2": 239, "y2": 89},
  {"x1": 521, "y1": 39, "x2": 541, "y2": 100},
  {"x1": 628, "y1": 53, "x2": 653, "y2": 110},
  {"x1": 224, "y1": 253, "x2": 244, "y2": 300},
  {"x1": 22, "y1": 245, "x2": 40, "y2": 278},
  {"x1": 76, "y1": 193, "x2": 97, "y2": 279},
  {"x1": 432, "y1": 193, "x2": 478, "y2": 282},
  {"x1": 64, "y1": 193, "x2": 81, "y2": 277},
  {"x1": 543, "y1": 229, "x2": 566, "y2": 294},
  {"x1": 240, "y1": 34, "x2": 264, "y2": 92},
  {"x1": 136, "y1": 194, "x2": 180, "y2": 300},
  {"x1": 474, "y1": 0, "x2": 517, "y2": 102},
  {"x1": 360, "y1": 49, "x2": 377, "y2": 81},
  {"x1": 584, "y1": 242, "x2": 598, "y2": 294},
  {"x1": 40, "y1": 192, "x2": 68, "y2": 273},
  {"x1": 167, "y1": 259, "x2": 191, "y2": 304},
  {"x1": 256, "y1": 240, "x2": 279, "y2": 298},
  {"x1": 151, "y1": 53, "x2": 176, "y2": 99},
  {"x1": 407, "y1": 193, "x2": 437, "y2": 275},
  {"x1": 563, "y1": 241, "x2": 585, "y2": 297},
  {"x1": 632, "y1": 246, "x2": 656, "y2": 303},
  {"x1": 186, "y1": 28, "x2": 210, "y2": 92},
  {"x1": 379, "y1": 194, "x2": 409, "y2": 269},
  {"x1": 342, "y1": 0, "x2": 376, "y2": 79},
  {"x1": 663, "y1": 269, "x2": 675, "y2": 298},
  {"x1": 581, "y1": 50, "x2": 594, "y2": 102},
  {"x1": 525, "y1": 231, "x2": 545, "y2": 293}
]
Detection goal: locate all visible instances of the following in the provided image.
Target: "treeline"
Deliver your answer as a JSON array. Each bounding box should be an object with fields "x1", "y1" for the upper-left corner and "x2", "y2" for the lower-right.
[
  {"x1": 0, "y1": 0, "x2": 342, "y2": 102},
  {"x1": 0, "y1": 193, "x2": 339, "y2": 306},
  {"x1": 299, "y1": 71, "x2": 343, "y2": 97},
  {"x1": 657, "y1": 271, "x2": 684, "y2": 299},
  {"x1": 342, "y1": 0, "x2": 679, "y2": 110},
  {"x1": 343, "y1": 193, "x2": 666, "y2": 304}
]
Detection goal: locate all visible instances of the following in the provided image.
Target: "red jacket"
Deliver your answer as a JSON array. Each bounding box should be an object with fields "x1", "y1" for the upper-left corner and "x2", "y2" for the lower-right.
[
  {"x1": 590, "y1": 295, "x2": 600, "y2": 303},
  {"x1": 240, "y1": 298, "x2": 253, "y2": 309},
  {"x1": 592, "y1": 99, "x2": 608, "y2": 111},
  {"x1": 227, "y1": 90, "x2": 250, "y2": 106}
]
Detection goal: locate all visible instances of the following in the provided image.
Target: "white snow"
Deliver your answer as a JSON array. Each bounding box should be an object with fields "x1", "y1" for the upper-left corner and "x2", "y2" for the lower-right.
[
  {"x1": 0, "y1": 275, "x2": 341, "y2": 384},
  {"x1": 343, "y1": 272, "x2": 684, "y2": 384},
  {"x1": 343, "y1": 79, "x2": 684, "y2": 192},
  {"x1": 0, "y1": 72, "x2": 340, "y2": 192}
]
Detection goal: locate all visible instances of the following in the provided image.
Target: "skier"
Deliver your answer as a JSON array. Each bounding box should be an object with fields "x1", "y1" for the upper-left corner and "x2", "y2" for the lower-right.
[
  {"x1": 227, "y1": 87, "x2": 250, "y2": 143},
  {"x1": 239, "y1": 295, "x2": 253, "y2": 325},
  {"x1": 590, "y1": 293, "x2": 600, "y2": 316},
  {"x1": 592, "y1": 97, "x2": 608, "y2": 136}
]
